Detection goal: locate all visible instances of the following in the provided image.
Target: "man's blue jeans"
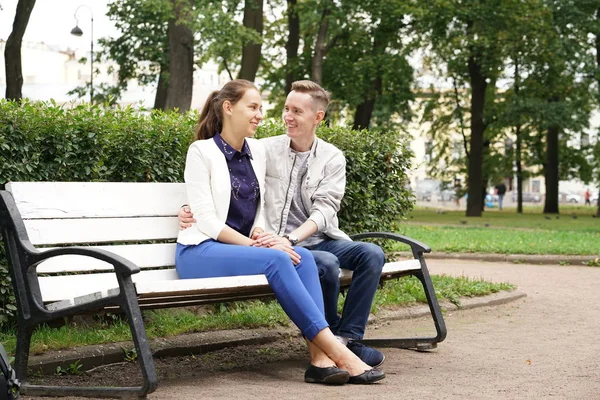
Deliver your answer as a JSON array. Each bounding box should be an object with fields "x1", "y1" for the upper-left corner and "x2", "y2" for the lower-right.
[
  {"x1": 175, "y1": 241, "x2": 328, "y2": 341},
  {"x1": 305, "y1": 239, "x2": 385, "y2": 340}
]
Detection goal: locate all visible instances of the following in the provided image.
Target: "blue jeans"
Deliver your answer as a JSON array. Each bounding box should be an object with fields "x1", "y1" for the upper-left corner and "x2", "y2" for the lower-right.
[
  {"x1": 175, "y1": 241, "x2": 328, "y2": 341},
  {"x1": 304, "y1": 239, "x2": 385, "y2": 340}
]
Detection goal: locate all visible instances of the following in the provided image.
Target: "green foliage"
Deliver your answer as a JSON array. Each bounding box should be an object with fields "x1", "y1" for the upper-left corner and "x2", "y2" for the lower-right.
[
  {"x1": 0, "y1": 99, "x2": 413, "y2": 325},
  {"x1": 55, "y1": 360, "x2": 84, "y2": 376},
  {"x1": 0, "y1": 99, "x2": 193, "y2": 325}
]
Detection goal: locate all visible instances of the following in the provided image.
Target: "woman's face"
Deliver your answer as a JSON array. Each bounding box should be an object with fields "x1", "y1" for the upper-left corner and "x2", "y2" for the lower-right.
[{"x1": 225, "y1": 88, "x2": 263, "y2": 138}]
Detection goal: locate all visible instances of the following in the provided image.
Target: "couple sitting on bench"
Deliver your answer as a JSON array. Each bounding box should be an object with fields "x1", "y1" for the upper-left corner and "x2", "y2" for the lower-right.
[{"x1": 176, "y1": 79, "x2": 386, "y2": 385}]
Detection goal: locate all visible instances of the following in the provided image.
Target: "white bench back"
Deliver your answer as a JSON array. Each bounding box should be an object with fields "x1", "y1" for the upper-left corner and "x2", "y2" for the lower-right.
[{"x1": 7, "y1": 182, "x2": 186, "y2": 274}]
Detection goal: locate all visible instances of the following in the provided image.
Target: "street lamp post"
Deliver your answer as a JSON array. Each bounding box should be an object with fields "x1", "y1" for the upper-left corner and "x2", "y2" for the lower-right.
[{"x1": 70, "y1": 5, "x2": 94, "y2": 104}]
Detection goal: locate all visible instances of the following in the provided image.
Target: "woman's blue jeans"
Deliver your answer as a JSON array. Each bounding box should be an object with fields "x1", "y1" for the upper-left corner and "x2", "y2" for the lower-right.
[{"x1": 175, "y1": 241, "x2": 328, "y2": 341}]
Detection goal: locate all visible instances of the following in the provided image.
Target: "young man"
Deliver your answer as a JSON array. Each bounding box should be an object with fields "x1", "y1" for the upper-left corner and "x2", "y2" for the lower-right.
[{"x1": 179, "y1": 80, "x2": 385, "y2": 367}]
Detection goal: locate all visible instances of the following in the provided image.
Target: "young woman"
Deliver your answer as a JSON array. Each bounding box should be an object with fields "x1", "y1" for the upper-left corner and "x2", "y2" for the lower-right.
[{"x1": 176, "y1": 79, "x2": 384, "y2": 385}]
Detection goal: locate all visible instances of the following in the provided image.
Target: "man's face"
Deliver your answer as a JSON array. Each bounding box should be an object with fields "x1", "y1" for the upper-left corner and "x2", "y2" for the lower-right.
[{"x1": 282, "y1": 91, "x2": 323, "y2": 140}]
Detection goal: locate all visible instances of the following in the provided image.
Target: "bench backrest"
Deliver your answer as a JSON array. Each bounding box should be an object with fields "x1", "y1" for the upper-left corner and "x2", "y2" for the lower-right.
[{"x1": 7, "y1": 182, "x2": 186, "y2": 274}]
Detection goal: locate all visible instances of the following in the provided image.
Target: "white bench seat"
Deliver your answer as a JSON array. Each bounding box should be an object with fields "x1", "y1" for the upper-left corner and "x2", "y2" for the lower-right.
[{"x1": 39, "y1": 259, "x2": 422, "y2": 309}]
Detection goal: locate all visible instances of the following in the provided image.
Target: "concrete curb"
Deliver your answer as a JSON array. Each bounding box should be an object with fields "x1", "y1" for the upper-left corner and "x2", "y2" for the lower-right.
[
  {"x1": 28, "y1": 289, "x2": 527, "y2": 375},
  {"x1": 395, "y1": 251, "x2": 598, "y2": 266}
]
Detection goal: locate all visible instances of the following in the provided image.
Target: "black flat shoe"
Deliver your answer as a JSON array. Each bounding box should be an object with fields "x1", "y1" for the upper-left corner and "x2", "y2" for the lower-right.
[
  {"x1": 304, "y1": 364, "x2": 350, "y2": 385},
  {"x1": 347, "y1": 369, "x2": 386, "y2": 384}
]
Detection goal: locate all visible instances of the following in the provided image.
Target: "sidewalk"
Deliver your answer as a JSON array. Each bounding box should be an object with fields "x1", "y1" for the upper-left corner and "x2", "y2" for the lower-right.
[{"x1": 148, "y1": 259, "x2": 600, "y2": 399}]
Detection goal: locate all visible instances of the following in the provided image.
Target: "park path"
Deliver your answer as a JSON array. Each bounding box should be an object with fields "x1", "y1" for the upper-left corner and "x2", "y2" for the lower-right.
[{"x1": 148, "y1": 259, "x2": 600, "y2": 399}]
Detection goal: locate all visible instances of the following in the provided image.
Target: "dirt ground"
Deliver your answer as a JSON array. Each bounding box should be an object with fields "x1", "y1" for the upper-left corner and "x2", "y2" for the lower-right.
[{"x1": 24, "y1": 259, "x2": 600, "y2": 399}]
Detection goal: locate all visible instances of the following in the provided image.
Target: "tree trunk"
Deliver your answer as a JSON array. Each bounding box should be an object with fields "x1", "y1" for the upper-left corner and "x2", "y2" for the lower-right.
[
  {"x1": 285, "y1": 0, "x2": 299, "y2": 93},
  {"x1": 4, "y1": 0, "x2": 36, "y2": 101},
  {"x1": 164, "y1": 0, "x2": 194, "y2": 113},
  {"x1": 154, "y1": 65, "x2": 168, "y2": 110},
  {"x1": 516, "y1": 124, "x2": 523, "y2": 214},
  {"x1": 594, "y1": 8, "x2": 600, "y2": 218},
  {"x1": 352, "y1": 24, "x2": 388, "y2": 130},
  {"x1": 352, "y1": 76, "x2": 382, "y2": 130},
  {"x1": 238, "y1": 0, "x2": 263, "y2": 82},
  {"x1": 465, "y1": 55, "x2": 487, "y2": 217},
  {"x1": 514, "y1": 60, "x2": 523, "y2": 214},
  {"x1": 311, "y1": 2, "x2": 331, "y2": 85},
  {"x1": 543, "y1": 122, "x2": 560, "y2": 214}
]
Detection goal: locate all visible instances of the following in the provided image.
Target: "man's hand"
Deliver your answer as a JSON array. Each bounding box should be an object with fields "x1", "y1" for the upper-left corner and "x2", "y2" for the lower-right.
[
  {"x1": 178, "y1": 205, "x2": 196, "y2": 230},
  {"x1": 250, "y1": 227, "x2": 264, "y2": 240}
]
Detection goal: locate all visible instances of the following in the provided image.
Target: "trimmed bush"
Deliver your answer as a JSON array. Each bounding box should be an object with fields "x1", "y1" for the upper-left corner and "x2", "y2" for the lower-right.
[{"x1": 0, "y1": 100, "x2": 414, "y2": 325}]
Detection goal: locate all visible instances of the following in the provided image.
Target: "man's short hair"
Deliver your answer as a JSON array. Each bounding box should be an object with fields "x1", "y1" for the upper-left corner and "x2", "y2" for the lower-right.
[{"x1": 291, "y1": 80, "x2": 331, "y2": 112}]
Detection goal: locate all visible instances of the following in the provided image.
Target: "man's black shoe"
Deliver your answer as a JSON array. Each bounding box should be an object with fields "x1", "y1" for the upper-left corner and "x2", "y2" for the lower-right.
[
  {"x1": 304, "y1": 364, "x2": 350, "y2": 385},
  {"x1": 347, "y1": 341, "x2": 385, "y2": 368},
  {"x1": 347, "y1": 369, "x2": 386, "y2": 384}
]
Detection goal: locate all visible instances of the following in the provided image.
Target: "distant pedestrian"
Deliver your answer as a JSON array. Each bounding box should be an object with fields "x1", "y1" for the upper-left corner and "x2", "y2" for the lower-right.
[
  {"x1": 495, "y1": 182, "x2": 507, "y2": 210},
  {"x1": 584, "y1": 189, "x2": 591, "y2": 206}
]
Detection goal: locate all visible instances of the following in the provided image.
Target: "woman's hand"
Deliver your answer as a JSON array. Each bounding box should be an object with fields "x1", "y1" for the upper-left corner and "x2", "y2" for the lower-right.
[
  {"x1": 254, "y1": 232, "x2": 291, "y2": 247},
  {"x1": 178, "y1": 205, "x2": 196, "y2": 230},
  {"x1": 252, "y1": 233, "x2": 301, "y2": 265},
  {"x1": 269, "y1": 243, "x2": 302, "y2": 265}
]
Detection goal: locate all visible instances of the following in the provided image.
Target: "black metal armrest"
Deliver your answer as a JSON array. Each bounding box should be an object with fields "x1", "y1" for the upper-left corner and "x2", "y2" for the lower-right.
[
  {"x1": 350, "y1": 231, "x2": 431, "y2": 254},
  {"x1": 29, "y1": 247, "x2": 141, "y2": 277}
]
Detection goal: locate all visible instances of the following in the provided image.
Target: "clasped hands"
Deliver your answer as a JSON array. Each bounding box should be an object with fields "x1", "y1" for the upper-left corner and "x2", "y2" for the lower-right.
[
  {"x1": 250, "y1": 229, "x2": 301, "y2": 265},
  {"x1": 179, "y1": 206, "x2": 301, "y2": 265}
]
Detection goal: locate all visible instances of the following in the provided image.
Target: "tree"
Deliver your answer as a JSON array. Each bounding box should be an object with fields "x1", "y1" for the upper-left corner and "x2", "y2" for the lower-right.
[
  {"x1": 417, "y1": 1, "x2": 518, "y2": 216},
  {"x1": 164, "y1": 0, "x2": 195, "y2": 112},
  {"x1": 284, "y1": 0, "x2": 299, "y2": 93},
  {"x1": 238, "y1": 0, "x2": 263, "y2": 81},
  {"x1": 322, "y1": 0, "x2": 415, "y2": 129},
  {"x1": 4, "y1": 0, "x2": 36, "y2": 101}
]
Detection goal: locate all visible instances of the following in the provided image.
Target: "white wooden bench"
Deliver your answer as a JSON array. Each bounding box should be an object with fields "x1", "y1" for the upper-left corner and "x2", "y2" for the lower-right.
[{"x1": 0, "y1": 182, "x2": 446, "y2": 399}]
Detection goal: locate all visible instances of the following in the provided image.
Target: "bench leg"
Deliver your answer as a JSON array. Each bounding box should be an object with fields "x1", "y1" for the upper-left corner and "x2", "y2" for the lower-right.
[
  {"x1": 14, "y1": 322, "x2": 33, "y2": 383},
  {"x1": 21, "y1": 277, "x2": 158, "y2": 399},
  {"x1": 359, "y1": 254, "x2": 447, "y2": 351}
]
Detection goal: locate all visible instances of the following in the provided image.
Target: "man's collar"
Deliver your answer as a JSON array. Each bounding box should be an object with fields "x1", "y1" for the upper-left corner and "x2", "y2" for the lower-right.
[{"x1": 286, "y1": 135, "x2": 319, "y2": 156}]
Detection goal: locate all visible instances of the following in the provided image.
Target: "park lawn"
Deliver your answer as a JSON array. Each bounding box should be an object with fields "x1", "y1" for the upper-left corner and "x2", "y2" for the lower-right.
[
  {"x1": 407, "y1": 205, "x2": 599, "y2": 232},
  {"x1": 392, "y1": 225, "x2": 599, "y2": 255},
  {"x1": 394, "y1": 206, "x2": 600, "y2": 255},
  {"x1": 0, "y1": 275, "x2": 515, "y2": 355}
]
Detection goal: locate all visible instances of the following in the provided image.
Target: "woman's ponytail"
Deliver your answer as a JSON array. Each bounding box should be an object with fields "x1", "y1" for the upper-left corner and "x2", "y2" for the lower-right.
[{"x1": 195, "y1": 90, "x2": 221, "y2": 140}]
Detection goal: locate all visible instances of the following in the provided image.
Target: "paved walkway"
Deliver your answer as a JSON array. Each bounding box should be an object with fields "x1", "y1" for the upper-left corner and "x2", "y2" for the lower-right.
[
  {"x1": 30, "y1": 259, "x2": 600, "y2": 399},
  {"x1": 154, "y1": 260, "x2": 600, "y2": 399}
]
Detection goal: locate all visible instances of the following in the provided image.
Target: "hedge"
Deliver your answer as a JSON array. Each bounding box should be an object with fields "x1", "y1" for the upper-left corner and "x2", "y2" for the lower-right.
[{"x1": 0, "y1": 100, "x2": 414, "y2": 326}]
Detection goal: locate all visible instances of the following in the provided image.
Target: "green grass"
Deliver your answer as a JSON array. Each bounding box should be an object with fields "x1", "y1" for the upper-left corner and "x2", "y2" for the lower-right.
[
  {"x1": 408, "y1": 205, "x2": 599, "y2": 232},
  {"x1": 0, "y1": 275, "x2": 514, "y2": 355},
  {"x1": 394, "y1": 206, "x2": 600, "y2": 255},
  {"x1": 392, "y1": 225, "x2": 599, "y2": 255}
]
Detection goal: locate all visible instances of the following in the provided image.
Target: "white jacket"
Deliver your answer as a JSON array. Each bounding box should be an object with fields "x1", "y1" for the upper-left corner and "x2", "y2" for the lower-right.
[
  {"x1": 177, "y1": 138, "x2": 266, "y2": 245},
  {"x1": 261, "y1": 135, "x2": 351, "y2": 241}
]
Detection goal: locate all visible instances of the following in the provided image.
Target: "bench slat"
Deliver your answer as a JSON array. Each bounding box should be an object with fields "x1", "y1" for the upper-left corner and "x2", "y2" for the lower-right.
[
  {"x1": 7, "y1": 182, "x2": 187, "y2": 219},
  {"x1": 24, "y1": 217, "x2": 179, "y2": 245},
  {"x1": 37, "y1": 243, "x2": 177, "y2": 273},
  {"x1": 38, "y1": 260, "x2": 421, "y2": 305}
]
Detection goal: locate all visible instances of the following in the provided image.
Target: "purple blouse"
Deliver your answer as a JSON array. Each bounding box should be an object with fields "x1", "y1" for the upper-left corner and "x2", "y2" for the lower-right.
[{"x1": 213, "y1": 133, "x2": 260, "y2": 237}]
